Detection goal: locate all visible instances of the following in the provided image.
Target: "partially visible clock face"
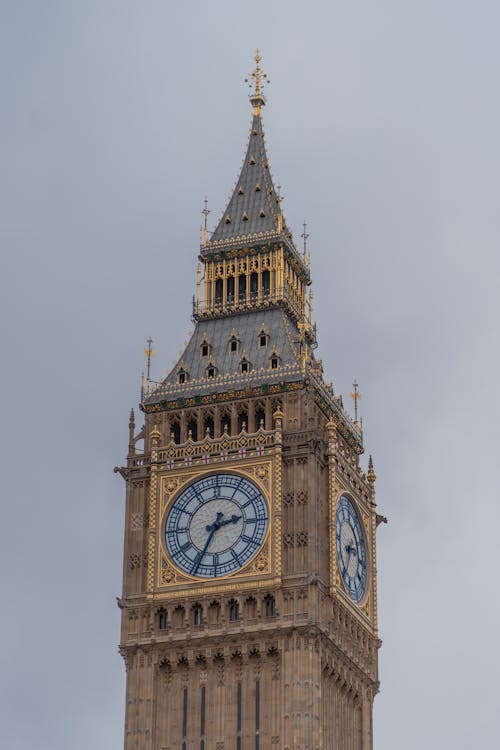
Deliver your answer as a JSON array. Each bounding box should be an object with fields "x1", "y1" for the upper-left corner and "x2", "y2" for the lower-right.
[
  {"x1": 336, "y1": 495, "x2": 367, "y2": 603},
  {"x1": 165, "y1": 473, "x2": 268, "y2": 579}
]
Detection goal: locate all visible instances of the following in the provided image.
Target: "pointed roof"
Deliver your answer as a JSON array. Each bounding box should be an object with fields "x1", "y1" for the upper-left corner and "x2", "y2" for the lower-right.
[
  {"x1": 210, "y1": 111, "x2": 284, "y2": 243},
  {"x1": 202, "y1": 51, "x2": 303, "y2": 263}
]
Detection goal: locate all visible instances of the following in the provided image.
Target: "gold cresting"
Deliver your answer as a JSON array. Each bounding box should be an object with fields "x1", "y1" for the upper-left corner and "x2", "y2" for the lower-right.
[{"x1": 245, "y1": 49, "x2": 269, "y2": 115}]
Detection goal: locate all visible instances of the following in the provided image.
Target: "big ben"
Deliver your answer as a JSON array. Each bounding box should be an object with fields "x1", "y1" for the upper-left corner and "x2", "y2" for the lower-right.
[{"x1": 115, "y1": 52, "x2": 381, "y2": 749}]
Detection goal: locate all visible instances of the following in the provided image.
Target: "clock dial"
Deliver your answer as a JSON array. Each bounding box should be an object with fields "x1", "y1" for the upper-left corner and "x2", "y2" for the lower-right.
[
  {"x1": 335, "y1": 495, "x2": 367, "y2": 603},
  {"x1": 165, "y1": 473, "x2": 268, "y2": 579}
]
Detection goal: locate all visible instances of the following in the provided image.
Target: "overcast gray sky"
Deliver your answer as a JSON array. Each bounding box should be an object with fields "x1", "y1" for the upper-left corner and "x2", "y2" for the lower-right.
[{"x1": 1, "y1": 1, "x2": 499, "y2": 748}]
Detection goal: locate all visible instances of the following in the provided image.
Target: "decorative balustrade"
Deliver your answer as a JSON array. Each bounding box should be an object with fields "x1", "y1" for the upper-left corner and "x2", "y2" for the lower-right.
[
  {"x1": 128, "y1": 425, "x2": 277, "y2": 470},
  {"x1": 193, "y1": 284, "x2": 304, "y2": 322},
  {"x1": 142, "y1": 361, "x2": 304, "y2": 401}
]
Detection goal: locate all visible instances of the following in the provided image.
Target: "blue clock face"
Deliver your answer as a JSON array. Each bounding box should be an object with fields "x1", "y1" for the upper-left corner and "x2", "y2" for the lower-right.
[
  {"x1": 336, "y1": 495, "x2": 367, "y2": 604},
  {"x1": 165, "y1": 473, "x2": 269, "y2": 579}
]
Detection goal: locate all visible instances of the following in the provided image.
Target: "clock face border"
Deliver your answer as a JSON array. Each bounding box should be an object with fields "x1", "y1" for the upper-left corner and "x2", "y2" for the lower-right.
[
  {"x1": 163, "y1": 471, "x2": 269, "y2": 580},
  {"x1": 335, "y1": 493, "x2": 368, "y2": 605},
  {"x1": 157, "y1": 464, "x2": 275, "y2": 589}
]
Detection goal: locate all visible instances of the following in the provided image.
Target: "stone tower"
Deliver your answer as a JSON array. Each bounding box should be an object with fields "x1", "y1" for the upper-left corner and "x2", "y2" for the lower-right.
[{"x1": 115, "y1": 53, "x2": 381, "y2": 750}]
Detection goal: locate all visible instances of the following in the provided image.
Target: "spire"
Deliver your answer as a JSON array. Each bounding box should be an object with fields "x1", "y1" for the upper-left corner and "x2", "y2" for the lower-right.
[
  {"x1": 207, "y1": 52, "x2": 291, "y2": 248},
  {"x1": 367, "y1": 455, "x2": 376, "y2": 484}
]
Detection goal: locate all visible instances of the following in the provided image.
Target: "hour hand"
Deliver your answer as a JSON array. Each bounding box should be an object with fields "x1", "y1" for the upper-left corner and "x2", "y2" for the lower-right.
[{"x1": 219, "y1": 514, "x2": 242, "y2": 527}]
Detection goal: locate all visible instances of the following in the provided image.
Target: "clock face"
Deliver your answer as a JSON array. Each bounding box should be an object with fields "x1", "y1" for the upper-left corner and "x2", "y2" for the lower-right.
[
  {"x1": 336, "y1": 495, "x2": 367, "y2": 603},
  {"x1": 164, "y1": 473, "x2": 269, "y2": 579}
]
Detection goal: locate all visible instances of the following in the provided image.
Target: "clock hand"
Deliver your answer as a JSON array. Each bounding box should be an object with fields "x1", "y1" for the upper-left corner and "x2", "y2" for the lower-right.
[
  {"x1": 192, "y1": 512, "x2": 224, "y2": 575},
  {"x1": 218, "y1": 514, "x2": 242, "y2": 527}
]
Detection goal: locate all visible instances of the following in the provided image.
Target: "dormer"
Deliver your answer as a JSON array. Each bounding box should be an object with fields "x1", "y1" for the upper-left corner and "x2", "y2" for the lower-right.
[
  {"x1": 229, "y1": 330, "x2": 240, "y2": 353},
  {"x1": 206, "y1": 362, "x2": 217, "y2": 379}
]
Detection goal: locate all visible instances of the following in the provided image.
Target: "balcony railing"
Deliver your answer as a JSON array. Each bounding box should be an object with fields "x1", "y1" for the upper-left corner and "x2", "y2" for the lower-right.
[{"x1": 193, "y1": 285, "x2": 304, "y2": 322}]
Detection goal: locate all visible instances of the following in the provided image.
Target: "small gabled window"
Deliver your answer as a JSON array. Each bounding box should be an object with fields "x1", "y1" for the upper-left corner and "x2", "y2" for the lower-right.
[
  {"x1": 259, "y1": 331, "x2": 268, "y2": 348},
  {"x1": 242, "y1": 212, "x2": 249, "y2": 221},
  {"x1": 178, "y1": 368, "x2": 188, "y2": 384},
  {"x1": 240, "y1": 358, "x2": 250, "y2": 374},
  {"x1": 201, "y1": 340, "x2": 210, "y2": 357},
  {"x1": 229, "y1": 336, "x2": 238, "y2": 353},
  {"x1": 206, "y1": 363, "x2": 216, "y2": 379},
  {"x1": 270, "y1": 352, "x2": 280, "y2": 370}
]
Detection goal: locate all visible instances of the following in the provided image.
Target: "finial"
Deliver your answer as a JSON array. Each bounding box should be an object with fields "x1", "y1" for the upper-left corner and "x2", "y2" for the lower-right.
[
  {"x1": 144, "y1": 337, "x2": 156, "y2": 381},
  {"x1": 350, "y1": 380, "x2": 362, "y2": 425},
  {"x1": 301, "y1": 221, "x2": 309, "y2": 259},
  {"x1": 196, "y1": 262, "x2": 201, "y2": 305},
  {"x1": 245, "y1": 49, "x2": 269, "y2": 115},
  {"x1": 367, "y1": 455, "x2": 376, "y2": 483},
  {"x1": 128, "y1": 409, "x2": 136, "y2": 458},
  {"x1": 201, "y1": 197, "x2": 210, "y2": 245},
  {"x1": 150, "y1": 423, "x2": 161, "y2": 446}
]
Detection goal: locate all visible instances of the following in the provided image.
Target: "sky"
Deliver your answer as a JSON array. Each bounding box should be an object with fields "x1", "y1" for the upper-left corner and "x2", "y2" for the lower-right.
[{"x1": 1, "y1": 1, "x2": 499, "y2": 748}]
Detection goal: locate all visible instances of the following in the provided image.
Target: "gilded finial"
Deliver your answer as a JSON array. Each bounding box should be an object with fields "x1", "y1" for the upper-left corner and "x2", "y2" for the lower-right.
[
  {"x1": 350, "y1": 380, "x2": 362, "y2": 425},
  {"x1": 301, "y1": 221, "x2": 309, "y2": 259},
  {"x1": 245, "y1": 49, "x2": 269, "y2": 115},
  {"x1": 367, "y1": 455, "x2": 376, "y2": 483},
  {"x1": 144, "y1": 337, "x2": 156, "y2": 381}
]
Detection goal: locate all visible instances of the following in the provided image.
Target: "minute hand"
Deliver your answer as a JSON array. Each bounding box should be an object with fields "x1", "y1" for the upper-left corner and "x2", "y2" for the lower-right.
[{"x1": 191, "y1": 525, "x2": 218, "y2": 575}]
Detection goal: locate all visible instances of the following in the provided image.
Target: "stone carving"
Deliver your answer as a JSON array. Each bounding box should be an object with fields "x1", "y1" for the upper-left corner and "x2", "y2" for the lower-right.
[{"x1": 130, "y1": 512, "x2": 144, "y2": 531}]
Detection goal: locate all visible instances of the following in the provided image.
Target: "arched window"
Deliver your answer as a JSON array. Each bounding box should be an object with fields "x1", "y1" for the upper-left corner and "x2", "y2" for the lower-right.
[
  {"x1": 208, "y1": 600, "x2": 221, "y2": 626},
  {"x1": 215, "y1": 278, "x2": 223, "y2": 305},
  {"x1": 172, "y1": 605, "x2": 185, "y2": 628},
  {"x1": 244, "y1": 596, "x2": 257, "y2": 619},
  {"x1": 229, "y1": 335, "x2": 239, "y2": 353},
  {"x1": 171, "y1": 421, "x2": 181, "y2": 444},
  {"x1": 250, "y1": 272, "x2": 258, "y2": 299},
  {"x1": 203, "y1": 415, "x2": 214, "y2": 439},
  {"x1": 255, "y1": 407, "x2": 266, "y2": 430},
  {"x1": 158, "y1": 608, "x2": 168, "y2": 630},
  {"x1": 201, "y1": 340, "x2": 210, "y2": 357},
  {"x1": 238, "y1": 275, "x2": 246, "y2": 302},
  {"x1": 237, "y1": 407, "x2": 248, "y2": 433},
  {"x1": 193, "y1": 603, "x2": 203, "y2": 626},
  {"x1": 258, "y1": 330, "x2": 268, "y2": 347},
  {"x1": 240, "y1": 357, "x2": 250, "y2": 374},
  {"x1": 227, "y1": 276, "x2": 235, "y2": 303},
  {"x1": 262, "y1": 269, "x2": 270, "y2": 296},
  {"x1": 228, "y1": 599, "x2": 240, "y2": 622},
  {"x1": 178, "y1": 368, "x2": 188, "y2": 384},
  {"x1": 220, "y1": 409, "x2": 231, "y2": 436},
  {"x1": 187, "y1": 418, "x2": 198, "y2": 442},
  {"x1": 206, "y1": 363, "x2": 216, "y2": 379},
  {"x1": 270, "y1": 352, "x2": 280, "y2": 370},
  {"x1": 264, "y1": 594, "x2": 276, "y2": 618}
]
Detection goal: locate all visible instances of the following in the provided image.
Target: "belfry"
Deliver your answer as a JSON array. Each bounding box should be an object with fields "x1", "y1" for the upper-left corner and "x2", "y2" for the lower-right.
[{"x1": 116, "y1": 52, "x2": 381, "y2": 749}]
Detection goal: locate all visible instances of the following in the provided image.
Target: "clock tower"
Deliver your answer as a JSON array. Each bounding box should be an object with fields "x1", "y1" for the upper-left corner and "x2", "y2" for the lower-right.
[{"x1": 115, "y1": 53, "x2": 381, "y2": 749}]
